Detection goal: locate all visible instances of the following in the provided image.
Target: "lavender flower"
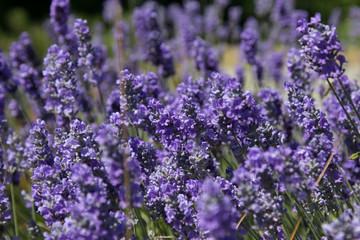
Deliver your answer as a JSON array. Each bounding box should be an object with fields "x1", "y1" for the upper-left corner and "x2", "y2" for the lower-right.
[
  {"x1": 297, "y1": 13, "x2": 346, "y2": 79},
  {"x1": 191, "y1": 37, "x2": 219, "y2": 78},
  {"x1": 50, "y1": 0, "x2": 70, "y2": 37},
  {"x1": 323, "y1": 205, "x2": 360, "y2": 240},
  {"x1": 196, "y1": 178, "x2": 239, "y2": 239},
  {"x1": 0, "y1": 183, "x2": 11, "y2": 228},
  {"x1": 133, "y1": 2, "x2": 175, "y2": 78},
  {"x1": 57, "y1": 163, "x2": 127, "y2": 239},
  {"x1": 240, "y1": 29, "x2": 264, "y2": 85},
  {"x1": 240, "y1": 29, "x2": 258, "y2": 65},
  {"x1": 27, "y1": 220, "x2": 42, "y2": 238},
  {"x1": 287, "y1": 48, "x2": 313, "y2": 93},
  {"x1": 96, "y1": 120, "x2": 143, "y2": 208},
  {"x1": 25, "y1": 120, "x2": 64, "y2": 228},
  {"x1": 228, "y1": 6, "x2": 242, "y2": 42},
  {"x1": 209, "y1": 72, "x2": 265, "y2": 149},
  {"x1": 285, "y1": 82, "x2": 333, "y2": 141},
  {"x1": 42, "y1": 45, "x2": 78, "y2": 120},
  {"x1": 328, "y1": 7, "x2": 342, "y2": 27},
  {"x1": 10, "y1": 32, "x2": 39, "y2": 69},
  {"x1": 255, "y1": 0, "x2": 273, "y2": 17},
  {"x1": 268, "y1": 52, "x2": 284, "y2": 83},
  {"x1": 0, "y1": 50, "x2": 16, "y2": 93},
  {"x1": 106, "y1": 89, "x2": 120, "y2": 116},
  {"x1": 102, "y1": 0, "x2": 117, "y2": 23},
  {"x1": 146, "y1": 156, "x2": 202, "y2": 238},
  {"x1": 349, "y1": 6, "x2": 360, "y2": 40},
  {"x1": 271, "y1": 0, "x2": 294, "y2": 28},
  {"x1": 258, "y1": 88, "x2": 283, "y2": 125},
  {"x1": 18, "y1": 64, "x2": 42, "y2": 100},
  {"x1": 74, "y1": 19, "x2": 108, "y2": 84},
  {"x1": 235, "y1": 65, "x2": 245, "y2": 88}
]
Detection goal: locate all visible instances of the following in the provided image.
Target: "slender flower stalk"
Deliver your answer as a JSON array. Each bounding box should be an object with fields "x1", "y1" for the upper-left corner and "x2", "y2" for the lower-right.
[
  {"x1": 114, "y1": 2, "x2": 132, "y2": 238},
  {"x1": 0, "y1": 136, "x2": 18, "y2": 236},
  {"x1": 289, "y1": 134, "x2": 343, "y2": 239},
  {"x1": 336, "y1": 76, "x2": 360, "y2": 124},
  {"x1": 297, "y1": 13, "x2": 360, "y2": 138},
  {"x1": 326, "y1": 78, "x2": 360, "y2": 138},
  {"x1": 10, "y1": 182, "x2": 18, "y2": 236}
]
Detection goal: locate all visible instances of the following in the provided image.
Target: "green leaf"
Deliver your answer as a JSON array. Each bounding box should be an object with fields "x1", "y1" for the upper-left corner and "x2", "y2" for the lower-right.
[{"x1": 349, "y1": 152, "x2": 360, "y2": 160}]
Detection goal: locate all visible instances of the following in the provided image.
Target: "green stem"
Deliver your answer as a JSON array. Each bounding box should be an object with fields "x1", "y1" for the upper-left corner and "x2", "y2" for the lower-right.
[
  {"x1": 0, "y1": 135, "x2": 18, "y2": 237},
  {"x1": 134, "y1": 208, "x2": 148, "y2": 239},
  {"x1": 10, "y1": 182, "x2": 18, "y2": 237},
  {"x1": 231, "y1": 131, "x2": 247, "y2": 160},
  {"x1": 336, "y1": 164, "x2": 360, "y2": 205},
  {"x1": 326, "y1": 78, "x2": 360, "y2": 138},
  {"x1": 96, "y1": 83, "x2": 106, "y2": 117},
  {"x1": 25, "y1": 172, "x2": 36, "y2": 221},
  {"x1": 336, "y1": 76, "x2": 360, "y2": 124},
  {"x1": 14, "y1": 91, "x2": 33, "y2": 125}
]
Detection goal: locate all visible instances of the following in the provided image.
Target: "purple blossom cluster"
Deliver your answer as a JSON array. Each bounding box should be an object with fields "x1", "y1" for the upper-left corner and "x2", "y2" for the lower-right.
[
  {"x1": 133, "y1": 2, "x2": 175, "y2": 78},
  {"x1": 1, "y1": 1, "x2": 360, "y2": 239},
  {"x1": 297, "y1": 13, "x2": 346, "y2": 79}
]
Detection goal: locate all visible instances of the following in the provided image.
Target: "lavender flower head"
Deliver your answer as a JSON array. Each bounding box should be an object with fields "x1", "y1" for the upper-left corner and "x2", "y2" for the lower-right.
[
  {"x1": 297, "y1": 13, "x2": 346, "y2": 79},
  {"x1": 323, "y1": 205, "x2": 360, "y2": 240},
  {"x1": 196, "y1": 178, "x2": 239, "y2": 239},
  {"x1": 10, "y1": 32, "x2": 39, "y2": 69},
  {"x1": 0, "y1": 50, "x2": 16, "y2": 93},
  {"x1": 18, "y1": 64, "x2": 42, "y2": 100},
  {"x1": 42, "y1": 44, "x2": 78, "y2": 118},
  {"x1": 0, "y1": 183, "x2": 11, "y2": 227},
  {"x1": 240, "y1": 29, "x2": 259, "y2": 65},
  {"x1": 268, "y1": 52, "x2": 284, "y2": 83},
  {"x1": 191, "y1": 37, "x2": 219, "y2": 78},
  {"x1": 328, "y1": 7, "x2": 342, "y2": 27},
  {"x1": 50, "y1": 0, "x2": 70, "y2": 37},
  {"x1": 102, "y1": 0, "x2": 117, "y2": 23},
  {"x1": 349, "y1": 6, "x2": 360, "y2": 39},
  {"x1": 133, "y1": 2, "x2": 175, "y2": 78},
  {"x1": 240, "y1": 29, "x2": 264, "y2": 85},
  {"x1": 271, "y1": 0, "x2": 294, "y2": 27},
  {"x1": 74, "y1": 18, "x2": 108, "y2": 84},
  {"x1": 255, "y1": 0, "x2": 273, "y2": 17}
]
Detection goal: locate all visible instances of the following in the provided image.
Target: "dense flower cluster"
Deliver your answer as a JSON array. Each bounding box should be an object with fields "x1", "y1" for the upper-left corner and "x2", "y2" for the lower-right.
[
  {"x1": 133, "y1": 2, "x2": 175, "y2": 78},
  {"x1": 322, "y1": 205, "x2": 360, "y2": 239},
  {"x1": 1, "y1": 1, "x2": 360, "y2": 239},
  {"x1": 297, "y1": 13, "x2": 346, "y2": 79}
]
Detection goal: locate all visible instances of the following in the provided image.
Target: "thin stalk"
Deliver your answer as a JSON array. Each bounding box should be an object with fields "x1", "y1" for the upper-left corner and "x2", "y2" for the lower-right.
[
  {"x1": 25, "y1": 172, "x2": 36, "y2": 221},
  {"x1": 2, "y1": 150, "x2": 8, "y2": 184},
  {"x1": 115, "y1": 4, "x2": 124, "y2": 72},
  {"x1": 10, "y1": 182, "x2": 19, "y2": 237},
  {"x1": 134, "y1": 208, "x2": 148, "y2": 239},
  {"x1": 235, "y1": 213, "x2": 247, "y2": 229},
  {"x1": 290, "y1": 134, "x2": 342, "y2": 239},
  {"x1": 336, "y1": 76, "x2": 360, "y2": 123},
  {"x1": 230, "y1": 130, "x2": 247, "y2": 160},
  {"x1": 336, "y1": 164, "x2": 360, "y2": 205},
  {"x1": 293, "y1": 200, "x2": 322, "y2": 240},
  {"x1": 0, "y1": 135, "x2": 18, "y2": 236},
  {"x1": 326, "y1": 78, "x2": 360, "y2": 138},
  {"x1": 151, "y1": 237, "x2": 176, "y2": 239},
  {"x1": 315, "y1": 134, "x2": 342, "y2": 185},
  {"x1": 115, "y1": 2, "x2": 131, "y2": 239},
  {"x1": 289, "y1": 216, "x2": 302, "y2": 240},
  {"x1": 96, "y1": 83, "x2": 106, "y2": 117},
  {"x1": 14, "y1": 91, "x2": 33, "y2": 125},
  {"x1": 213, "y1": 150, "x2": 235, "y2": 169}
]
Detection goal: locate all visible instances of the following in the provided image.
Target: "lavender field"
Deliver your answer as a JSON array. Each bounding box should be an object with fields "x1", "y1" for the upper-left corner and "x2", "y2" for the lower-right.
[{"x1": 1, "y1": 0, "x2": 360, "y2": 239}]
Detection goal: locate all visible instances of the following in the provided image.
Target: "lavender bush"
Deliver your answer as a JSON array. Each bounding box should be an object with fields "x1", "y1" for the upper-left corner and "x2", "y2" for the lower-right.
[{"x1": 1, "y1": 0, "x2": 360, "y2": 239}]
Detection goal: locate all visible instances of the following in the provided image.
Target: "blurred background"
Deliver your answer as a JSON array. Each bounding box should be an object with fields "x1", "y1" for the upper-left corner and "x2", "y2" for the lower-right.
[{"x1": 1, "y1": 0, "x2": 360, "y2": 62}]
